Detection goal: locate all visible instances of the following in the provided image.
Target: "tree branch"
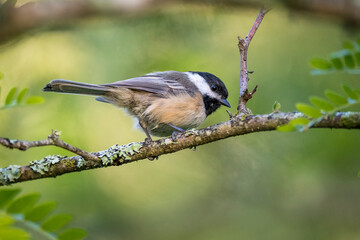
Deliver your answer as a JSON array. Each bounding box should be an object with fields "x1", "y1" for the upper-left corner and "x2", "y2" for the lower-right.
[
  {"x1": 1, "y1": 111, "x2": 359, "y2": 186},
  {"x1": 2, "y1": 0, "x2": 360, "y2": 45},
  {"x1": 0, "y1": 0, "x2": 158, "y2": 44},
  {"x1": 0, "y1": 130, "x2": 99, "y2": 161},
  {"x1": 237, "y1": 8, "x2": 268, "y2": 114}
]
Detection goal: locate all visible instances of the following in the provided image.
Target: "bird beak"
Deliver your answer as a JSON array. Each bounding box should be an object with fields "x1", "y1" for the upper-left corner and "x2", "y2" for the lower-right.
[{"x1": 219, "y1": 99, "x2": 231, "y2": 108}]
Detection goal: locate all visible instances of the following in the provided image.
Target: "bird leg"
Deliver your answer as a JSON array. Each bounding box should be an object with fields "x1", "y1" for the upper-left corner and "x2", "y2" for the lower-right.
[
  {"x1": 168, "y1": 124, "x2": 185, "y2": 142},
  {"x1": 168, "y1": 124, "x2": 196, "y2": 151},
  {"x1": 139, "y1": 121, "x2": 158, "y2": 160},
  {"x1": 139, "y1": 120, "x2": 152, "y2": 144}
]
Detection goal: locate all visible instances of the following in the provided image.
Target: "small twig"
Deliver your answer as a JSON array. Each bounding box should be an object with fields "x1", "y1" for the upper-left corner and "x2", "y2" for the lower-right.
[
  {"x1": 0, "y1": 130, "x2": 99, "y2": 161},
  {"x1": 226, "y1": 110, "x2": 235, "y2": 119},
  {"x1": 237, "y1": 8, "x2": 269, "y2": 114}
]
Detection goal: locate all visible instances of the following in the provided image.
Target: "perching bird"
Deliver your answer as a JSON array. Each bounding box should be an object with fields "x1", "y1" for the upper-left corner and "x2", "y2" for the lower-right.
[{"x1": 43, "y1": 71, "x2": 230, "y2": 141}]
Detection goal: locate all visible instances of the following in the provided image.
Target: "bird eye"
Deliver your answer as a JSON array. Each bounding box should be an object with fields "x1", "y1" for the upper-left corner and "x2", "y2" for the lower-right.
[{"x1": 211, "y1": 85, "x2": 218, "y2": 91}]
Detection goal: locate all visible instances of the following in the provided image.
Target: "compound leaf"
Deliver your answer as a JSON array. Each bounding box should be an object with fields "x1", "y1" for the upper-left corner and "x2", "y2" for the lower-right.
[
  {"x1": 309, "y1": 96, "x2": 335, "y2": 111},
  {"x1": 296, "y1": 103, "x2": 322, "y2": 118},
  {"x1": 25, "y1": 201, "x2": 56, "y2": 222},
  {"x1": 25, "y1": 96, "x2": 44, "y2": 105},
  {"x1": 41, "y1": 214, "x2": 72, "y2": 232},
  {"x1": 343, "y1": 84, "x2": 358, "y2": 100},
  {"x1": 6, "y1": 193, "x2": 40, "y2": 214},
  {"x1": 0, "y1": 188, "x2": 21, "y2": 209},
  {"x1": 58, "y1": 228, "x2": 87, "y2": 240},
  {"x1": 344, "y1": 54, "x2": 355, "y2": 69},
  {"x1": 277, "y1": 124, "x2": 296, "y2": 132},
  {"x1": 16, "y1": 88, "x2": 28, "y2": 104},
  {"x1": 310, "y1": 58, "x2": 332, "y2": 70},
  {"x1": 5, "y1": 87, "x2": 17, "y2": 105},
  {"x1": 325, "y1": 90, "x2": 348, "y2": 105},
  {"x1": 330, "y1": 57, "x2": 343, "y2": 70},
  {"x1": 0, "y1": 228, "x2": 29, "y2": 240},
  {"x1": 0, "y1": 214, "x2": 14, "y2": 227}
]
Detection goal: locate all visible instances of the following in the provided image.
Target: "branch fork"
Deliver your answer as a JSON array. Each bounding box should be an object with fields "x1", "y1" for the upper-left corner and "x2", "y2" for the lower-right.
[
  {"x1": 237, "y1": 8, "x2": 269, "y2": 115},
  {"x1": 0, "y1": 130, "x2": 99, "y2": 162}
]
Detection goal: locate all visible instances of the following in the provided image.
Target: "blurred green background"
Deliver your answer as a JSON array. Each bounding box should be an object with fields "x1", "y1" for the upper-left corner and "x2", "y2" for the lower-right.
[{"x1": 1, "y1": 2, "x2": 360, "y2": 239}]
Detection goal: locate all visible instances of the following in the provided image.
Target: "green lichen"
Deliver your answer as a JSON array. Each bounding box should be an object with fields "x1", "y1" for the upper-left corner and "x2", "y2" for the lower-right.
[
  {"x1": 77, "y1": 158, "x2": 86, "y2": 168},
  {"x1": 293, "y1": 112, "x2": 305, "y2": 118},
  {"x1": 205, "y1": 130, "x2": 213, "y2": 136},
  {"x1": 64, "y1": 160, "x2": 75, "y2": 168},
  {"x1": 29, "y1": 155, "x2": 62, "y2": 175},
  {"x1": 341, "y1": 112, "x2": 359, "y2": 128},
  {"x1": 240, "y1": 114, "x2": 250, "y2": 121},
  {"x1": 162, "y1": 138, "x2": 172, "y2": 145},
  {"x1": 184, "y1": 129, "x2": 197, "y2": 137},
  {"x1": 98, "y1": 142, "x2": 143, "y2": 166},
  {"x1": 0, "y1": 165, "x2": 22, "y2": 185}
]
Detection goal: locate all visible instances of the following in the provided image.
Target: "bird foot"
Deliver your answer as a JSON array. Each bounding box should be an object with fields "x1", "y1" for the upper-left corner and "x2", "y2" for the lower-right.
[
  {"x1": 144, "y1": 137, "x2": 152, "y2": 145},
  {"x1": 171, "y1": 131, "x2": 185, "y2": 142},
  {"x1": 147, "y1": 156, "x2": 159, "y2": 161}
]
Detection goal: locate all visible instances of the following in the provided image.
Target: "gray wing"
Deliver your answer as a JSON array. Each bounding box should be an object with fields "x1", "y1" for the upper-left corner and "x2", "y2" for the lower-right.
[{"x1": 101, "y1": 72, "x2": 188, "y2": 96}]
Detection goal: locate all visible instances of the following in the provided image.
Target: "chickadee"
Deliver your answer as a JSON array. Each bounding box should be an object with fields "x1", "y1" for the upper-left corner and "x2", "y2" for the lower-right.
[{"x1": 43, "y1": 71, "x2": 230, "y2": 141}]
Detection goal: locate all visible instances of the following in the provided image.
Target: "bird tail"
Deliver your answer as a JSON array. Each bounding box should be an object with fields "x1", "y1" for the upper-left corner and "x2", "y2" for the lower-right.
[{"x1": 43, "y1": 79, "x2": 110, "y2": 96}]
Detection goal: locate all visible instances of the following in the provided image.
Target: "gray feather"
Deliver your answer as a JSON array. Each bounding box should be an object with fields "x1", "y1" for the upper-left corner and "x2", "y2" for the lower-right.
[
  {"x1": 102, "y1": 72, "x2": 189, "y2": 96},
  {"x1": 43, "y1": 79, "x2": 109, "y2": 96},
  {"x1": 95, "y1": 97, "x2": 110, "y2": 103},
  {"x1": 44, "y1": 71, "x2": 193, "y2": 99}
]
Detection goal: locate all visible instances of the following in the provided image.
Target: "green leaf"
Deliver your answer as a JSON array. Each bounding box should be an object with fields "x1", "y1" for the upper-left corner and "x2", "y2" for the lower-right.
[
  {"x1": 0, "y1": 72, "x2": 3, "y2": 80},
  {"x1": 288, "y1": 118, "x2": 310, "y2": 125},
  {"x1": 354, "y1": 52, "x2": 360, "y2": 66},
  {"x1": 58, "y1": 228, "x2": 87, "y2": 240},
  {"x1": 277, "y1": 124, "x2": 296, "y2": 132},
  {"x1": 296, "y1": 103, "x2": 322, "y2": 118},
  {"x1": 343, "y1": 84, "x2": 358, "y2": 100},
  {"x1": 325, "y1": 90, "x2": 348, "y2": 105},
  {"x1": 344, "y1": 54, "x2": 355, "y2": 69},
  {"x1": 330, "y1": 57, "x2": 343, "y2": 70},
  {"x1": 6, "y1": 193, "x2": 40, "y2": 214},
  {"x1": 0, "y1": 214, "x2": 14, "y2": 227},
  {"x1": 5, "y1": 87, "x2": 17, "y2": 105},
  {"x1": 309, "y1": 96, "x2": 335, "y2": 111},
  {"x1": 41, "y1": 214, "x2": 72, "y2": 232},
  {"x1": 272, "y1": 101, "x2": 281, "y2": 112},
  {"x1": 0, "y1": 188, "x2": 21, "y2": 209},
  {"x1": 343, "y1": 40, "x2": 354, "y2": 49},
  {"x1": 310, "y1": 58, "x2": 332, "y2": 70},
  {"x1": 0, "y1": 228, "x2": 29, "y2": 240},
  {"x1": 25, "y1": 201, "x2": 56, "y2": 222},
  {"x1": 25, "y1": 96, "x2": 44, "y2": 105},
  {"x1": 16, "y1": 88, "x2": 28, "y2": 104}
]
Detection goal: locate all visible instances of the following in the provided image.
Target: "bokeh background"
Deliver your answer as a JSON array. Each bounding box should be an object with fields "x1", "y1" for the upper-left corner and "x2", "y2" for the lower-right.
[{"x1": 1, "y1": 0, "x2": 360, "y2": 239}]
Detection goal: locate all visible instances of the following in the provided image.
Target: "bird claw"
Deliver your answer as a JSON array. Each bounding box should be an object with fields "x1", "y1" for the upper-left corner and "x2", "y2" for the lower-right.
[
  {"x1": 144, "y1": 137, "x2": 152, "y2": 145},
  {"x1": 147, "y1": 156, "x2": 159, "y2": 161}
]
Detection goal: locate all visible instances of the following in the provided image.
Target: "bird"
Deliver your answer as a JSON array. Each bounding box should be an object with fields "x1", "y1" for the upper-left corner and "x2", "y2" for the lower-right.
[{"x1": 43, "y1": 71, "x2": 231, "y2": 142}]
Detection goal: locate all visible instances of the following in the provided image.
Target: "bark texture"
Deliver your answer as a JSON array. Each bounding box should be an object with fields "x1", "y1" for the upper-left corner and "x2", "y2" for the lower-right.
[{"x1": 1, "y1": 111, "x2": 359, "y2": 186}]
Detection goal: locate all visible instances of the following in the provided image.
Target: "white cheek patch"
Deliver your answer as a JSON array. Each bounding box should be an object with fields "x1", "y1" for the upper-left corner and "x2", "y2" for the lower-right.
[{"x1": 185, "y1": 72, "x2": 219, "y2": 99}]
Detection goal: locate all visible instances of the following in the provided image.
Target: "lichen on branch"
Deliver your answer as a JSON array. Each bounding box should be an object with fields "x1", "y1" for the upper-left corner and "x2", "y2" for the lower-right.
[{"x1": 1, "y1": 111, "x2": 359, "y2": 186}]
